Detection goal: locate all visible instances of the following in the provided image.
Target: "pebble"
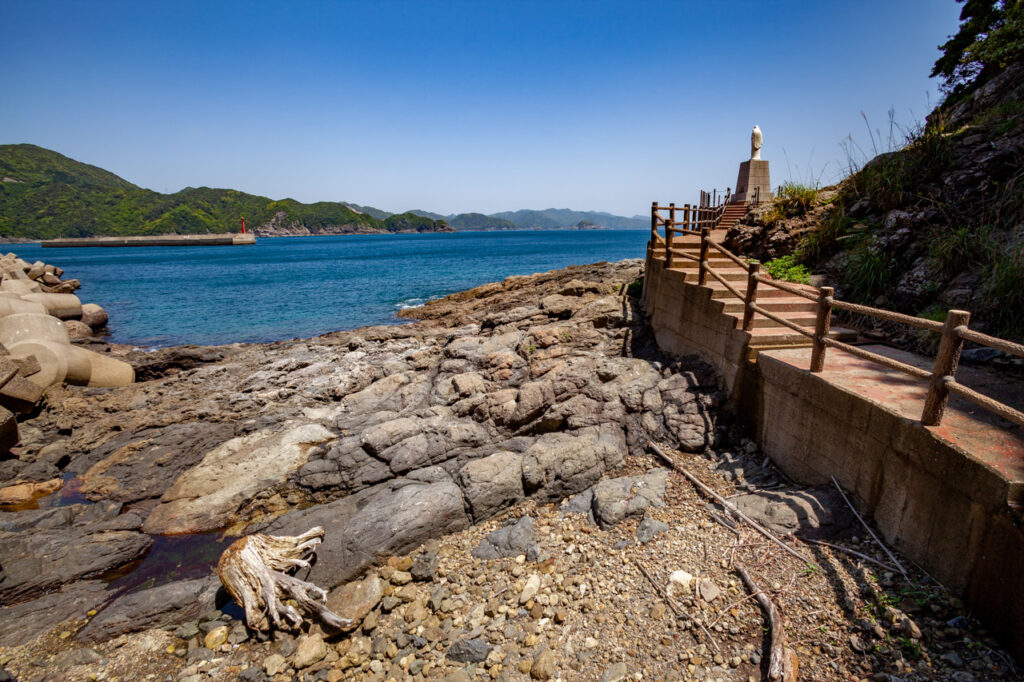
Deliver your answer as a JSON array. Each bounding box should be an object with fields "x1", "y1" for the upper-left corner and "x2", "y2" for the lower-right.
[
  {"x1": 531, "y1": 649, "x2": 555, "y2": 679},
  {"x1": 292, "y1": 634, "x2": 327, "y2": 669},
  {"x1": 203, "y1": 625, "x2": 229, "y2": 650},
  {"x1": 263, "y1": 653, "x2": 286, "y2": 676},
  {"x1": 520, "y1": 574, "x2": 541, "y2": 604}
]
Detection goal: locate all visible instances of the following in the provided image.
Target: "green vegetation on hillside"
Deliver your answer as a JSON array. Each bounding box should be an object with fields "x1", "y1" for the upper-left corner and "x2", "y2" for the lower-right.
[{"x1": 0, "y1": 144, "x2": 448, "y2": 239}]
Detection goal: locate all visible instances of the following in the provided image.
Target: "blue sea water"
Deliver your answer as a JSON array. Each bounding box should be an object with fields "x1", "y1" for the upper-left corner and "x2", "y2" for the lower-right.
[{"x1": 11, "y1": 230, "x2": 649, "y2": 347}]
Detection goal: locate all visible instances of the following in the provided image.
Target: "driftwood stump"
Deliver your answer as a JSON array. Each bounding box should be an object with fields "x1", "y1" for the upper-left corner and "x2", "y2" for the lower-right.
[{"x1": 217, "y1": 526, "x2": 353, "y2": 632}]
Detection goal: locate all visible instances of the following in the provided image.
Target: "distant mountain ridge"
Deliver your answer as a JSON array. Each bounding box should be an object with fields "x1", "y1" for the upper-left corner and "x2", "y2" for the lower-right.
[
  {"x1": 0, "y1": 144, "x2": 451, "y2": 240},
  {"x1": 406, "y1": 208, "x2": 647, "y2": 231}
]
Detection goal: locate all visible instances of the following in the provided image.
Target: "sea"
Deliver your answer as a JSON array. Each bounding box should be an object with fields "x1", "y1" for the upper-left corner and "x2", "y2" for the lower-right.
[{"x1": 11, "y1": 230, "x2": 650, "y2": 347}]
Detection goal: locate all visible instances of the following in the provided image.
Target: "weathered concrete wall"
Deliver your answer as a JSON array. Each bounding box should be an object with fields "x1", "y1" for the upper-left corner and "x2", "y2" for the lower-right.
[
  {"x1": 642, "y1": 250, "x2": 749, "y2": 397},
  {"x1": 754, "y1": 351, "x2": 1024, "y2": 658}
]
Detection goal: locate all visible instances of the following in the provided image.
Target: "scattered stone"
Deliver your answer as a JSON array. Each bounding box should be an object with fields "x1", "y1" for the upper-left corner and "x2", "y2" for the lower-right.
[
  {"x1": 591, "y1": 470, "x2": 668, "y2": 528},
  {"x1": 203, "y1": 625, "x2": 229, "y2": 649},
  {"x1": 531, "y1": 648, "x2": 556, "y2": 679},
  {"x1": 635, "y1": 517, "x2": 669, "y2": 543},
  {"x1": 326, "y1": 575, "x2": 383, "y2": 631},
  {"x1": 263, "y1": 653, "x2": 287, "y2": 676},
  {"x1": 293, "y1": 633, "x2": 327, "y2": 668},
  {"x1": 520, "y1": 574, "x2": 541, "y2": 604},
  {"x1": 472, "y1": 516, "x2": 539, "y2": 561},
  {"x1": 448, "y1": 637, "x2": 493, "y2": 663},
  {"x1": 666, "y1": 570, "x2": 695, "y2": 597},
  {"x1": 698, "y1": 579, "x2": 721, "y2": 603}
]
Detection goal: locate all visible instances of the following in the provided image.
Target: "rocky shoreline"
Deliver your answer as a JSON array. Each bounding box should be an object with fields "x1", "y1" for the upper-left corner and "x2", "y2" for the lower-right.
[{"x1": 0, "y1": 259, "x2": 1017, "y2": 681}]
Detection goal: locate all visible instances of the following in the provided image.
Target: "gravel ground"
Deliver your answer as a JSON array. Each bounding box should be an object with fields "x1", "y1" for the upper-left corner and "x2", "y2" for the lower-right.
[{"x1": 1, "y1": 442, "x2": 1018, "y2": 682}]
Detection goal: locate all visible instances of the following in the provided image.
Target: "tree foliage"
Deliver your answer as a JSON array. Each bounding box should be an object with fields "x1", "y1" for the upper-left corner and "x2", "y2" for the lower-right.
[{"x1": 932, "y1": 0, "x2": 1024, "y2": 94}]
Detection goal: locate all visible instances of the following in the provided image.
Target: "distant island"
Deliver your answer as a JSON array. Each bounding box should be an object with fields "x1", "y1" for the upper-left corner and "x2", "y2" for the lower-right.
[{"x1": 0, "y1": 144, "x2": 647, "y2": 240}]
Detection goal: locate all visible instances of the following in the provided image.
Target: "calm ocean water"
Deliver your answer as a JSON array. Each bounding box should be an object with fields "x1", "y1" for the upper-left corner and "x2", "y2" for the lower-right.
[{"x1": 11, "y1": 230, "x2": 649, "y2": 347}]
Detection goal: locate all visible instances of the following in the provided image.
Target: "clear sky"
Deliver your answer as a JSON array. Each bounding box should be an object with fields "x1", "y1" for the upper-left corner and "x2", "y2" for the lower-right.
[{"x1": 1, "y1": 0, "x2": 962, "y2": 217}]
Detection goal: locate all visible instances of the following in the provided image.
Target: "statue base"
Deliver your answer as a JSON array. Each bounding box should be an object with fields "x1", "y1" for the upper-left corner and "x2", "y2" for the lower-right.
[{"x1": 732, "y1": 159, "x2": 772, "y2": 203}]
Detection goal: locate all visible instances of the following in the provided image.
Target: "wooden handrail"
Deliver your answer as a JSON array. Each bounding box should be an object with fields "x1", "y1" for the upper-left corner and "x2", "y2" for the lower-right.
[{"x1": 650, "y1": 198, "x2": 1024, "y2": 431}]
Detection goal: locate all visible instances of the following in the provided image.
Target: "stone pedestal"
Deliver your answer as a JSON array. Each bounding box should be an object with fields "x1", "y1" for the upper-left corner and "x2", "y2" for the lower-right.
[{"x1": 732, "y1": 159, "x2": 772, "y2": 203}]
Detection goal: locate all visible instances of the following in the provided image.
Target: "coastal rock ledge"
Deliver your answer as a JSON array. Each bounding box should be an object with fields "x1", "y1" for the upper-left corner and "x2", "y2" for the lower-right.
[{"x1": 0, "y1": 258, "x2": 722, "y2": 657}]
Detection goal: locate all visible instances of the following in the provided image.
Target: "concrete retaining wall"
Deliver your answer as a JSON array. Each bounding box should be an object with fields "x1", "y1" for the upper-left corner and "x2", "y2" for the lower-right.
[
  {"x1": 642, "y1": 249, "x2": 750, "y2": 398},
  {"x1": 754, "y1": 351, "x2": 1024, "y2": 657}
]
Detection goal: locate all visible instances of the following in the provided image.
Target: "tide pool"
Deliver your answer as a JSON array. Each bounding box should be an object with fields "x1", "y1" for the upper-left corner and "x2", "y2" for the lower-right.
[{"x1": 13, "y1": 230, "x2": 649, "y2": 347}]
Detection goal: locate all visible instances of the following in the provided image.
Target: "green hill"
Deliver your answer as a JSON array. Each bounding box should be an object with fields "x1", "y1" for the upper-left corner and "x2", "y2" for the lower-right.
[{"x1": 0, "y1": 144, "x2": 449, "y2": 239}]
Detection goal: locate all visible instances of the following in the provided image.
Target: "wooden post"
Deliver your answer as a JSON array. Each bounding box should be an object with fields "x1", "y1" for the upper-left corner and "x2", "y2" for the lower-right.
[
  {"x1": 665, "y1": 203, "x2": 676, "y2": 268},
  {"x1": 682, "y1": 204, "x2": 691, "y2": 234},
  {"x1": 698, "y1": 228, "x2": 710, "y2": 286},
  {"x1": 650, "y1": 202, "x2": 658, "y2": 243},
  {"x1": 810, "y1": 286, "x2": 834, "y2": 372},
  {"x1": 921, "y1": 310, "x2": 970, "y2": 426},
  {"x1": 742, "y1": 262, "x2": 760, "y2": 331}
]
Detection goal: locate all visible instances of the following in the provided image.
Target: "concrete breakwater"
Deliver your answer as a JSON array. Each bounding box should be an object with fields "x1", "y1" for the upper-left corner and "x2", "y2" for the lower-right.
[{"x1": 41, "y1": 233, "x2": 255, "y2": 248}]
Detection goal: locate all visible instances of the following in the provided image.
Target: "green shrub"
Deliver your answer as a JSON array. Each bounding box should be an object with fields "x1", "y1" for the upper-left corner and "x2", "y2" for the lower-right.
[
  {"x1": 762, "y1": 183, "x2": 819, "y2": 226},
  {"x1": 798, "y1": 207, "x2": 853, "y2": 264},
  {"x1": 625, "y1": 277, "x2": 643, "y2": 297},
  {"x1": 982, "y1": 243, "x2": 1024, "y2": 340},
  {"x1": 764, "y1": 254, "x2": 811, "y2": 284},
  {"x1": 843, "y1": 241, "x2": 896, "y2": 301}
]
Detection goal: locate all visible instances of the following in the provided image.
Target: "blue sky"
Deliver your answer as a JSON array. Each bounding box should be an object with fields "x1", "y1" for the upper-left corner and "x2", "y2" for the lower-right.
[{"x1": 1, "y1": 0, "x2": 962, "y2": 217}]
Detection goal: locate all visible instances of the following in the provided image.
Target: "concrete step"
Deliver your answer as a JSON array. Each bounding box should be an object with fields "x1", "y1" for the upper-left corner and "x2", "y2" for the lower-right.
[
  {"x1": 724, "y1": 311, "x2": 818, "y2": 330},
  {"x1": 748, "y1": 326, "x2": 858, "y2": 345},
  {"x1": 679, "y1": 269, "x2": 748, "y2": 283},
  {"x1": 720, "y1": 297, "x2": 818, "y2": 315},
  {"x1": 707, "y1": 282, "x2": 793, "y2": 299}
]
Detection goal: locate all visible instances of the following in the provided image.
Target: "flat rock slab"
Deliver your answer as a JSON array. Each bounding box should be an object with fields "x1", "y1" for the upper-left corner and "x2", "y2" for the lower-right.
[
  {"x1": 0, "y1": 580, "x2": 109, "y2": 646},
  {"x1": 76, "y1": 576, "x2": 220, "y2": 643},
  {"x1": 143, "y1": 422, "x2": 336, "y2": 534},
  {"x1": 266, "y1": 473, "x2": 470, "y2": 590},
  {"x1": 0, "y1": 528, "x2": 152, "y2": 603},
  {"x1": 729, "y1": 487, "x2": 856, "y2": 540}
]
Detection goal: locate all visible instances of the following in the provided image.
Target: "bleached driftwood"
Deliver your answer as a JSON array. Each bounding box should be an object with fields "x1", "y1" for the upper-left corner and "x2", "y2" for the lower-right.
[{"x1": 217, "y1": 526, "x2": 354, "y2": 632}]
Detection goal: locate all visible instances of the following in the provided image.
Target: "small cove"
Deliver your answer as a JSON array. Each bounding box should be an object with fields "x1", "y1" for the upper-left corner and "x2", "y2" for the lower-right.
[{"x1": 11, "y1": 230, "x2": 650, "y2": 348}]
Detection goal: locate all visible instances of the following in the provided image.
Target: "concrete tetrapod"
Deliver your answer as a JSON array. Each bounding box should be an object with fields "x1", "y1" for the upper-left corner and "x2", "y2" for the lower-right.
[
  {"x1": 0, "y1": 313, "x2": 133, "y2": 388},
  {"x1": 19, "y1": 293, "x2": 83, "y2": 320},
  {"x1": 0, "y1": 280, "x2": 42, "y2": 296}
]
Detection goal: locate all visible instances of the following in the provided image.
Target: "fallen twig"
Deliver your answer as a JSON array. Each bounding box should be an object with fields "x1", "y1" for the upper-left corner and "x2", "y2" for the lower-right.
[
  {"x1": 830, "y1": 476, "x2": 908, "y2": 579},
  {"x1": 736, "y1": 563, "x2": 798, "y2": 682},
  {"x1": 803, "y1": 538, "x2": 897, "y2": 574},
  {"x1": 649, "y1": 441, "x2": 818, "y2": 569},
  {"x1": 636, "y1": 560, "x2": 721, "y2": 653}
]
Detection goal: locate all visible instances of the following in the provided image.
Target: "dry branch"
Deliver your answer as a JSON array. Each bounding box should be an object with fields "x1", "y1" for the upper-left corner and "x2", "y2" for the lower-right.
[
  {"x1": 217, "y1": 526, "x2": 354, "y2": 632},
  {"x1": 636, "y1": 560, "x2": 720, "y2": 653},
  {"x1": 648, "y1": 441, "x2": 818, "y2": 569},
  {"x1": 736, "y1": 563, "x2": 798, "y2": 682},
  {"x1": 803, "y1": 538, "x2": 897, "y2": 574},
  {"x1": 830, "y1": 476, "x2": 908, "y2": 579}
]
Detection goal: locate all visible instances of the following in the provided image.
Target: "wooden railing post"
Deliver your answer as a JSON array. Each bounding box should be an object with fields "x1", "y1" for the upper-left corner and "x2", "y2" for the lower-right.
[
  {"x1": 665, "y1": 203, "x2": 676, "y2": 268},
  {"x1": 742, "y1": 262, "x2": 760, "y2": 331},
  {"x1": 922, "y1": 309, "x2": 970, "y2": 426},
  {"x1": 650, "y1": 201, "x2": 658, "y2": 243},
  {"x1": 810, "y1": 286, "x2": 834, "y2": 372},
  {"x1": 698, "y1": 227, "x2": 710, "y2": 286},
  {"x1": 682, "y1": 204, "x2": 690, "y2": 234}
]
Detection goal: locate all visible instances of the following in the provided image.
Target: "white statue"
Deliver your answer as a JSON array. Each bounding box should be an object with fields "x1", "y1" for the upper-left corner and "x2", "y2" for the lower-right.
[{"x1": 751, "y1": 125, "x2": 763, "y2": 160}]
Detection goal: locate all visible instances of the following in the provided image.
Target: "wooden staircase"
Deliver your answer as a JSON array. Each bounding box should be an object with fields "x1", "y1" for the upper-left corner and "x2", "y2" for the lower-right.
[{"x1": 652, "y1": 226, "x2": 857, "y2": 349}]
